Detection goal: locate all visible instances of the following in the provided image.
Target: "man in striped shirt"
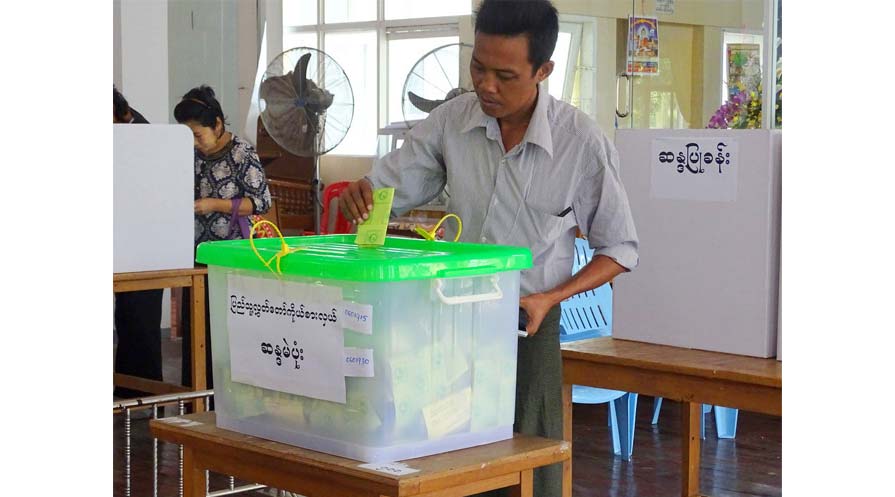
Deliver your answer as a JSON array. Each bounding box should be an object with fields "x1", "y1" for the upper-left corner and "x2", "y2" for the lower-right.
[{"x1": 340, "y1": 2, "x2": 638, "y2": 495}]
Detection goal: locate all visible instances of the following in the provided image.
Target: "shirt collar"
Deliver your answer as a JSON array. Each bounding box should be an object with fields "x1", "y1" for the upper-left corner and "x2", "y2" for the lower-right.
[{"x1": 461, "y1": 85, "x2": 554, "y2": 157}]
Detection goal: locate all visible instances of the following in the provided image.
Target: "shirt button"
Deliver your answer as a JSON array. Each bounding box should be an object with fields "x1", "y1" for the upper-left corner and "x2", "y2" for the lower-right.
[{"x1": 492, "y1": 198, "x2": 499, "y2": 207}]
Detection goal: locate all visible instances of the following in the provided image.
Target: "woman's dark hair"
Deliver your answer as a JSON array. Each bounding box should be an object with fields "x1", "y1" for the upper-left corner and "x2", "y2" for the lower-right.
[
  {"x1": 173, "y1": 85, "x2": 227, "y2": 130},
  {"x1": 113, "y1": 86, "x2": 130, "y2": 122},
  {"x1": 474, "y1": 0, "x2": 559, "y2": 75}
]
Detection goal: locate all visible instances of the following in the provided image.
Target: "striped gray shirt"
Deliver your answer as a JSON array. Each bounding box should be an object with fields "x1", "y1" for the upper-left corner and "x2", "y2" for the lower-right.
[{"x1": 369, "y1": 89, "x2": 638, "y2": 295}]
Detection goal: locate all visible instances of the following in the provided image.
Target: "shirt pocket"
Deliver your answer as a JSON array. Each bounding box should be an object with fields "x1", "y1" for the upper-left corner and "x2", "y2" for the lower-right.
[
  {"x1": 509, "y1": 204, "x2": 574, "y2": 252},
  {"x1": 532, "y1": 206, "x2": 575, "y2": 242},
  {"x1": 522, "y1": 186, "x2": 575, "y2": 241}
]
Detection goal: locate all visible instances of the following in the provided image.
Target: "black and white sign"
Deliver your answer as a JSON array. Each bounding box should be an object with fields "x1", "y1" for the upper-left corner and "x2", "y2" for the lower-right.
[
  {"x1": 227, "y1": 275, "x2": 347, "y2": 403},
  {"x1": 650, "y1": 138, "x2": 739, "y2": 202}
]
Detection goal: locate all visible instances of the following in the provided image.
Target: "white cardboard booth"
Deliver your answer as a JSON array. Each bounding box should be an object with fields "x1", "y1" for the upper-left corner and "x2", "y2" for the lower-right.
[
  {"x1": 613, "y1": 129, "x2": 781, "y2": 358},
  {"x1": 113, "y1": 124, "x2": 195, "y2": 274}
]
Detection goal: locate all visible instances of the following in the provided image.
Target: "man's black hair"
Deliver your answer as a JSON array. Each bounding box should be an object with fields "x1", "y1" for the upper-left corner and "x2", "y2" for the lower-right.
[
  {"x1": 474, "y1": 0, "x2": 559, "y2": 75},
  {"x1": 113, "y1": 86, "x2": 130, "y2": 122},
  {"x1": 173, "y1": 84, "x2": 228, "y2": 129}
]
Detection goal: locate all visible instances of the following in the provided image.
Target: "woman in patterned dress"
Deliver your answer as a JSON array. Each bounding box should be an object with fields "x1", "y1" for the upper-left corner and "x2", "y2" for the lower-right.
[
  {"x1": 173, "y1": 85, "x2": 272, "y2": 244},
  {"x1": 173, "y1": 85, "x2": 272, "y2": 390}
]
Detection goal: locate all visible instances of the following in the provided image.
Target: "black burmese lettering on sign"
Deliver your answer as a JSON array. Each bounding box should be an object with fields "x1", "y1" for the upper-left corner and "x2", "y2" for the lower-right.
[
  {"x1": 260, "y1": 338, "x2": 305, "y2": 368},
  {"x1": 229, "y1": 294, "x2": 339, "y2": 326},
  {"x1": 657, "y1": 142, "x2": 731, "y2": 175}
]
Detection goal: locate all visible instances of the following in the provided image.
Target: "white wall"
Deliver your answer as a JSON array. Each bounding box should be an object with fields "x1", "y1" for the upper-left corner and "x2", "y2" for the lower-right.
[
  {"x1": 115, "y1": 0, "x2": 261, "y2": 130},
  {"x1": 237, "y1": 0, "x2": 259, "y2": 136},
  {"x1": 113, "y1": 0, "x2": 122, "y2": 90},
  {"x1": 168, "y1": 1, "x2": 239, "y2": 127},
  {"x1": 118, "y1": 0, "x2": 170, "y2": 123}
]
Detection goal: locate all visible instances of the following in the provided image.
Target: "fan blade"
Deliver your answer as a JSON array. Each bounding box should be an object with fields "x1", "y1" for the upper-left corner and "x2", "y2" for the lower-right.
[
  {"x1": 408, "y1": 91, "x2": 446, "y2": 114},
  {"x1": 259, "y1": 93, "x2": 318, "y2": 158},
  {"x1": 292, "y1": 52, "x2": 312, "y2": 98},
  {"x1": 260, "y1": 73, "x2": 298, "y2": 104}
]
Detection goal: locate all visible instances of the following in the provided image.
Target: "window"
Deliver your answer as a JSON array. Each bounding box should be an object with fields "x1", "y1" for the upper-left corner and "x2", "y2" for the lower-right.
[
  {"x1": 547, "y1": 16, "x2": 597, "y2": 119},
  {"x1": 387, "y1": 36, "x2": 459, "y2": 123},
  {"x1": 325, "y1": 0, "x2": 376, "y2": 24},
  {"x1": 283, "y1": 30, "x2": 318, "y2": 51},
  {"x1": 283, "y1": 0, "x2": 317, "y2": 26},
  {"x1": 384, "y1": 0, "x2": 470, "y2": 21},
  {"x1": 547, "y1": 31, "x2": 573, "y2": 101},
  {"x1": 282, "y1": 0, "x2": 470, "y2": 156},
  {"x1": 324, "y1": 30, "x2": 378, "y2": 155}
]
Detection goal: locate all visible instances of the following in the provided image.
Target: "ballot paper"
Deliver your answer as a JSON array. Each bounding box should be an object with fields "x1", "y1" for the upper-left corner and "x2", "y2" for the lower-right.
[{"x1": 355, "y1": 188, "x2": 395, "y2": 247}]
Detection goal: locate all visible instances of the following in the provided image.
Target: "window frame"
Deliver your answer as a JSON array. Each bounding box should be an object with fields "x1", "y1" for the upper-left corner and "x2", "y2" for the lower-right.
[
  {"x1": 549, "y1": 21, "x2": 583, "y2": 102},
  {"x1": 552, "y1": 14, "x2": 599, "y2": 120},
  {"x1": 279, "y1": 0, "x2": 468, "y2": 157}
]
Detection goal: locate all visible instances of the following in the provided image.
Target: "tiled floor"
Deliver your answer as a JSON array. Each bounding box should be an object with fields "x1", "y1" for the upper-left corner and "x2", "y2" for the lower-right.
[{"x1": 113, "y1": 336, "x2": 781, "y2": 497}]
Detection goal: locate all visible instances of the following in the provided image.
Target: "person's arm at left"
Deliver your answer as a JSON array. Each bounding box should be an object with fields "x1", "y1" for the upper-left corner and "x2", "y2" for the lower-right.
[
  {"x1": 194, "y1": 197, "x2": 255, "y2": 216},
  {"x1": 520, "y1": 134, "x2": 639, "y2": 335}
]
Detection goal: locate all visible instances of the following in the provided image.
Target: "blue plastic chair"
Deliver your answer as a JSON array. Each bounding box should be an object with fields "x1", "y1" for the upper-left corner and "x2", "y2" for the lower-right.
[
  {"x1": 559, "y1": 238, "x2": 638, "y2": 460},
  {"x1": 560, "y1": 238, "x2": 613, "y2": 337},
  {"x1": 651, "y1": 395, "x2": 739, "y2": 439}
]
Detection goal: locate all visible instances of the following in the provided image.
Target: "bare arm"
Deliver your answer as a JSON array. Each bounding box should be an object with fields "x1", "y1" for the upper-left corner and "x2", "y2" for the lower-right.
[
  {"x1": 340, "y1": 103, "x2": 449, "y2": 223},
  {"x1": 520, "y1": 254, "x2": 627, "y2": 336},
  {"x1": 194, "y1": 198, "x2": 254, "y2": 216}
]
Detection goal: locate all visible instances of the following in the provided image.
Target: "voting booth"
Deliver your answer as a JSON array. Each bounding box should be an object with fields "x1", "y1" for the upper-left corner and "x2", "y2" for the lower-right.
[
  {"x1": 197, "y1": 235, "x2": 531, "y2": 462},
  {"x1": 613, "y1": 129, "x2": 781, "y2": 358},
  {"x1": 113, "y1": 124, "x2": 194, "y2": 273}
]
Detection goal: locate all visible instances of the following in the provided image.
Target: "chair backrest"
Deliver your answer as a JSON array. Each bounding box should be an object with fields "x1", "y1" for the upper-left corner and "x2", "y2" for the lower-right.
[
  {"x1": 320, "y1": 181, "x2": 353, "y2": 234},
  {"x1": 560, "y1": 238, "x2": 613, "y2": 338}
]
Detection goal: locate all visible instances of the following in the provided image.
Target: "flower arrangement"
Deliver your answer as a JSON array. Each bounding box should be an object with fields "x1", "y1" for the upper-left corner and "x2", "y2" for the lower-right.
[{"x1": 707, "y1": 58, "x2": 781, "y2": 129}]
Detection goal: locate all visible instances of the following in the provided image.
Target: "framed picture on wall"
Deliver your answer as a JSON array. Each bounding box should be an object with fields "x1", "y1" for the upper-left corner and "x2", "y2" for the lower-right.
[
  {"x1": 627, "y1": 16, "x2": 659, "y2": 76},
  {"x1": 727, "y1": 43, "x2": 761, "y2": 98}
]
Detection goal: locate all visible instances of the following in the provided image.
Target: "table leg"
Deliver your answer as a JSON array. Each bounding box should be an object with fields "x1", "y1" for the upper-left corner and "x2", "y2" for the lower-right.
[
  {"x1": 682, "y1": 401, "x2": 701, "y2": 497},
  {"x1": 171, "y1": 288, "x2": 182, "y2": 340},
  {"x1": 182, "y1": 446, "x2": 207, "y2": 497},
  {"x1": 562, "y1": 383, "x2": 572, "y2": 497},
  {"x1": 509, "y1": 468, "x2": 533, "y2": 497},
  {"x1": 190, "y1": 274, "x2": 207, "y2": 412}
]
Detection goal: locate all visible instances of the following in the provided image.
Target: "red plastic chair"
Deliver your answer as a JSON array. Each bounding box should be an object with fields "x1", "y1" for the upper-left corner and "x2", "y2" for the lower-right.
[{"x1": 320, "y1": 181, "x2": 353, "y2": 234}]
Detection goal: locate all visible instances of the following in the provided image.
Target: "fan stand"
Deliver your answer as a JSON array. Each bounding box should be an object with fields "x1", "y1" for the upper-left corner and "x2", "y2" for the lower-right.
[
  {"x1": 313, "y1": 156, "x2": 322, "y2": 235},
  {"x1": 313, "y1": 129, "x2": 323, "y2": 235}
]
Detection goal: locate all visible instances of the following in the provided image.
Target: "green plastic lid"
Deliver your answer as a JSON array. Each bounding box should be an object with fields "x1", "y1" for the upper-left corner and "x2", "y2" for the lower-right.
[{"x1": 195, "y1": 235, "x2": 532, "y2": 282}]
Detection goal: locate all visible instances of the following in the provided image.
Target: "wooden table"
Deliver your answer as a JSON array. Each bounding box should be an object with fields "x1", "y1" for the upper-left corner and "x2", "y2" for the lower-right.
[
  {"x1": 561, "y1": 337, "x2": 781, "y2": 497},
  {"x1": 151, "y1": 412, "x2": 570, "y2": 497},
  {"x1": 114, "y1": 268, "x2": 208, "y2": 402}
]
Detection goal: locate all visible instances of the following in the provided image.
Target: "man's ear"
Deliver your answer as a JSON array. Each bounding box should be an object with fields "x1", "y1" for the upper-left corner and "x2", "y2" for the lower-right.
[{"x1": 536, "y1": 61, "x2": 555, "y2": 83}]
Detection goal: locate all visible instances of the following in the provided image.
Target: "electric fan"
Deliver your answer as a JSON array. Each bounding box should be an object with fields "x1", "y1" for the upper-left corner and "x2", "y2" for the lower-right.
[
  {"x1": 259, "y1": 47, "x2": 354, "y2": 234},
  {"x1": 401, "y1": 43, "x2": 473, "y2": 128}
]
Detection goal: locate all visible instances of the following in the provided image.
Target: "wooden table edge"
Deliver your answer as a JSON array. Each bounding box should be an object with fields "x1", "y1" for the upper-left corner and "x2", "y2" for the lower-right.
[
  {"x1": 150, "y1": 414, "x2": 570, "y2": 496},
  {"x1": 114, "y1": 267, "x2": 207, "y2": 283},
  {"x1": 561, "y1": 338, "x2": 782, "y2": 389},
  {"x1": 562, "y1": 359, "x2": 781, "y2": 416}
]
